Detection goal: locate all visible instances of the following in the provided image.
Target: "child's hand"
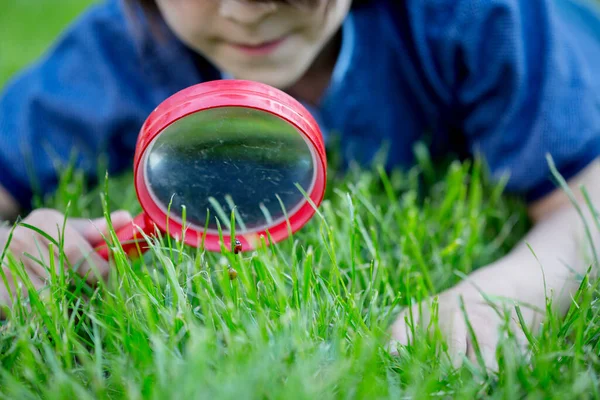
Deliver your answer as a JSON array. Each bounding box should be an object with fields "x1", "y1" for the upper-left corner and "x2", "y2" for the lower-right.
[
  {"x1": 389, "y1": 161, "x2": 600, "y2": 371},
  {"x1": 389, "y1": 274, "x2": 533, "y2": 371},
  {"x1": 0, "y1": 209, "x2": 133, "y2": 311}
]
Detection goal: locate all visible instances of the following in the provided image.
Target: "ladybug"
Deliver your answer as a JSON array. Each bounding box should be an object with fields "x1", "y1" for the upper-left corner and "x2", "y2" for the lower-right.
[
  {"x1": 228, "y1": 266, "x2": 238, "y2": 280},
  {"x1": 234, "y1": 239, "x2": 242, "y2": 255}
]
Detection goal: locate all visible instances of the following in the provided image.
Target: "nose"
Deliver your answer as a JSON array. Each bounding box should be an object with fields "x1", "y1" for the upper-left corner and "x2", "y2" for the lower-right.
[{"x1": 219, "y1": 0, "x2": 278, "y2": 25}]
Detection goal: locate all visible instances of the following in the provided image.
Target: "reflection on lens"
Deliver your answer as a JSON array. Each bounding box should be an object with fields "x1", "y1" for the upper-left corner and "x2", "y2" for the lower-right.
[{"x1": 143, "y1": 107, "x2": 315, "y2": 233}]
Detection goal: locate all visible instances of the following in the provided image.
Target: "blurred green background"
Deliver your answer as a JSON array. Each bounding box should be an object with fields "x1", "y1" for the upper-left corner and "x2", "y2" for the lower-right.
[{"x1": 0, "y1": 0, "x2": 97, "y2": 87}]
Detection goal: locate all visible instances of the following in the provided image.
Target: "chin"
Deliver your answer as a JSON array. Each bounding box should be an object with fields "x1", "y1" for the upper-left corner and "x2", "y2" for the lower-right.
[
  {"x1": 223, "y1": 57, "x2": 315, "y2": 90},
  {"x1": 222, "y1": 64, "x2": 301, "y2": 88},
  {"x1": 239, "y1": 71, "x2": 301, "y2": 89}
]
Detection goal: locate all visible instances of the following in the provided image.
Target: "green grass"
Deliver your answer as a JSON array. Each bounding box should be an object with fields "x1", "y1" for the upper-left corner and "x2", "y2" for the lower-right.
[
  {"x1": 0, "y1": 0, "x2": 98, "y2": 86},
  {"x1": 2, "y1": 3, "x2": 600, "y2": 399}
]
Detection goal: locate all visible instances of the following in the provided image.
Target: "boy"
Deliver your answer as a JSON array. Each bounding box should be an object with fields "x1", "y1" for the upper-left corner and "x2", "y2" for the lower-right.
[{"x1": 0, "y1": 0, "x2": 599, "y2": 369}]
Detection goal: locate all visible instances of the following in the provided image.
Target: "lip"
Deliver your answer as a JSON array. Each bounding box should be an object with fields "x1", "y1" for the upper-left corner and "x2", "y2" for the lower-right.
[{"x1": 228, "y1": 36, "x2": 288, "y2": 56}]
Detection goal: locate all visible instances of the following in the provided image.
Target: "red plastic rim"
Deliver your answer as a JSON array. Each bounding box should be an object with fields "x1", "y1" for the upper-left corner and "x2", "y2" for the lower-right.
[{"x1": 132, "y1": 79, "x2": 327, "y2": 252}]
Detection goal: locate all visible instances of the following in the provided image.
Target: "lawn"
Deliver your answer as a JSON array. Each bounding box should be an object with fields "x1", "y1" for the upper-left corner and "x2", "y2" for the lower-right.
[{"x1": 1, "y1": 2, "x2": 600, "y2": 399}]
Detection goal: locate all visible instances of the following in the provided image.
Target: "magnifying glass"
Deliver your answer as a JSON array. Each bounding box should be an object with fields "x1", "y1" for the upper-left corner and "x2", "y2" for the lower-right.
[{"x1": 95, "y1": 79, "x2": 326, "y2": 258}]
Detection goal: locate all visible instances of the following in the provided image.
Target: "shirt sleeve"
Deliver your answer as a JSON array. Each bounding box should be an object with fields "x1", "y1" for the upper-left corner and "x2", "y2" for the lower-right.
[
  {"x1": 0, "y1": 1, "x2": 150, "y2": 209},
  {"x1": 407, "y1": 0, "x2": 600, "y2": 202}
]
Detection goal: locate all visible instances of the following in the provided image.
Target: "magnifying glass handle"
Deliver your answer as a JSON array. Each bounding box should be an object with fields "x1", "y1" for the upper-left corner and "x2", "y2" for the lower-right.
[{"x1": 96, "y1": 213, "x2": 155, "y2": 260}]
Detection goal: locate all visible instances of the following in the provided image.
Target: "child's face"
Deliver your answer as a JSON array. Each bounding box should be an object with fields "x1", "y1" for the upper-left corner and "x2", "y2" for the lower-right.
[{"x1": 155, "y1": 0, "x2": 352, "y2": 88}]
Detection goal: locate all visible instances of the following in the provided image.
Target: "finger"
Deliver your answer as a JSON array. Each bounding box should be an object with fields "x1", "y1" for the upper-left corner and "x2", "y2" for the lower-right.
[
  {"x1": 13, "y1": 209, "x2": 76, "y2": 279},
  {"x1": 465, "y1": 319, "x2": 499, "y2": 373},
  {"x1": 388, "y1": 300, "x2": 434, "y2": 355},
  {"x1": 515, "y1": 328, "x2": 531, "y2": 357},
  {"x1": 387, "y1": 314, "x2": 410, "y2": 355},
  {"x1": 60, "y1": 222, "x2": 112, "y2": 284},
  {"x1": 474, "y1": 340, "x2": 499, "y2": 373},
  {"x1": 31, "y1": 220, "x2": 111, "y2": 285},
  {"x1": 442, "y1": 314, "x2": 469, "y2": 369},
  {"x1": 9, "y1": 209, "x2": 111, "y2": 286},
  {"x1": 506, "y1": 319, "x2": 533, "y2": 364},
  {"x1": 390, "y1": 311, "x2": 416, "y2": 348},
  {"x1": 70, "y1": 211, "x2": 134, "y2": 244},
  {"x1": 11, "y1": 230, "x2": 55, "y2": 283},
  {"x1": 389, "y1": 303, "x2": 425, "y2": 346},
  {"x1": 0, "y1": 263, "x2": 46, "y2": 318}
]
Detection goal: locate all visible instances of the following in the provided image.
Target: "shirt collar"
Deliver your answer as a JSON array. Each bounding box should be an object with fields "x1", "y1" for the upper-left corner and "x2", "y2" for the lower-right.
[{"x1": 327, "y1": 12, "x2": 357, "y2": 96}]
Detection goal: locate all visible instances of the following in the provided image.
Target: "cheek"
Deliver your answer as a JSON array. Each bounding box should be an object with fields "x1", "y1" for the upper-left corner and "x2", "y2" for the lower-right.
[
  {"x1": 301, "y1": 0, "x2": 351, "y2": 40},
  {"x1": 156, "y1": 1, "x2": 216, "y2": 46}
]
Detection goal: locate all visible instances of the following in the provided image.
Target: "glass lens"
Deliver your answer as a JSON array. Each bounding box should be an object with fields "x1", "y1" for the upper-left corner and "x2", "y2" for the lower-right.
[{"x1": 143, "y1": 107, "x2": 315, "y2": 233}]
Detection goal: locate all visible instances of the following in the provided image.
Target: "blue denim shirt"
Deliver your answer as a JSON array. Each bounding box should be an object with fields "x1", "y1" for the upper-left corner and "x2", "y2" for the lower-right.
[{"x1": 1, "y1": 0, "x2": 599, "y2": 208}]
